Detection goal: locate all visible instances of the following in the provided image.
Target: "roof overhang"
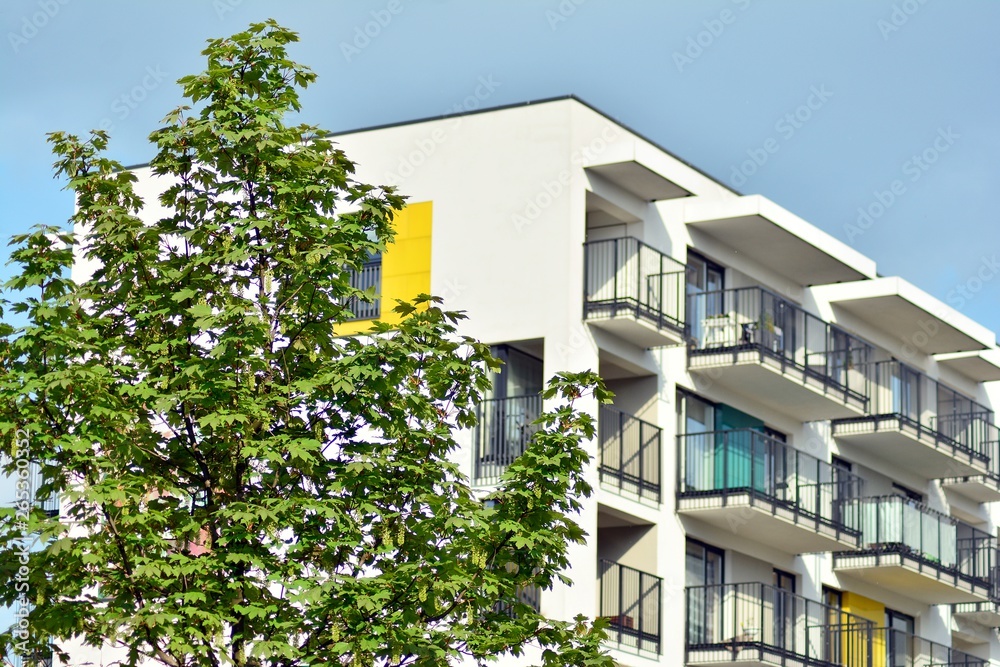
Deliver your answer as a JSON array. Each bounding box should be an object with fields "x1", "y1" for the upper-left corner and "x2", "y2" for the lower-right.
[
  {"x1": 935, "y1": 350, "x2": 1000, "y2": 382},
  {"x1": 812, "y1": 278, "x2": 995, "y2": 355},
  {"x1": 683, "y1": 195, "x2": 876, "y2": 286},
  {"x1": 586, "y1": 161, "x2": 691, "y2": 201}
]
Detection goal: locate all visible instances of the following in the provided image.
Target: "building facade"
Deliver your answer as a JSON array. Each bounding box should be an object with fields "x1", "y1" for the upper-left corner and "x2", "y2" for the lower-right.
[
  {"x1": 6, "y1": 95, "x2": 1000, "y2": 667},
  {"x1": 331, "y1": 96, "x2": 1000, "y2": 667}
]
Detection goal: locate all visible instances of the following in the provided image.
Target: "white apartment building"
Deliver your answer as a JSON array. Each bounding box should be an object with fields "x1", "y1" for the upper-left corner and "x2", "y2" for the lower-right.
[
  {"x1": 7, "y1": 95, "x2": 1000, "y2": 667},
  {"x1": 330, "y1": 96, "x2": 1000, "y2": 667}
]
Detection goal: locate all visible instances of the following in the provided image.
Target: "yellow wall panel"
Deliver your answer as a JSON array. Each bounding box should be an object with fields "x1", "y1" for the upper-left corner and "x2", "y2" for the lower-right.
[
  {"x1": 336, "y1": 201, "x2": 433, "y2": 336},
  {"x1": 842, "y1": 591, "x2": 884, "y2": 625},
  {"x1": 842, "y1": 591, "x2": 885, "y2": 667}
]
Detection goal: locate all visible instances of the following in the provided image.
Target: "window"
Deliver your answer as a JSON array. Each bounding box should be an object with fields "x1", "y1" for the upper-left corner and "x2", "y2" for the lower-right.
[
  {"x1": 686, "y1": 540, "x2": 724, "y2": 644},
  {"x1": 885, "y1": 609, "x2": 915, "y2": 667},
  {"x1": 889, "y1": 362, "x2": 921, "y2": 421},
  {"x1": 772, "y1": 569, "x2": 796, "y2": 650},
  {"x1": 686, "y1": 251, "x2": 725, "y2": 299},
  {"x1": 763, "y1": 427, "x2": 786, "y2": 443},
  {"x1": 686, "y1": 539, "x2": 724, "y2": 587},
  {"x1": 891, "y1": 483, "x2": 922, "y2": 503},
  {"x1": 687, "y1": 251, "x2": 725, "y2": 344},
  {"x1": 677, "y1": 389, "x2": 715, "y2": 436},
  {"x1": 488, "y1": 346, "x2": 543, "y2": 401},
  {"x1": 677, "y1": 391, "x2": 716, "y2": 493},
  {"x1": 831, "y1": 457, "x2": 855, "y2": 525},
  {"x1": 832, "y1": 457, "x2": 852, "y2": 473},
  {"x1": 822, "y1": 588, "x2": 843, "y2": 663}
]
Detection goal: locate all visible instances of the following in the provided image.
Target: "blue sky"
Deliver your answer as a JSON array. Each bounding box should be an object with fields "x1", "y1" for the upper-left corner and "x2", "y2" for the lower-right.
[{"x1": 1, "y1": 0, "x2": 999, "y2": 336}]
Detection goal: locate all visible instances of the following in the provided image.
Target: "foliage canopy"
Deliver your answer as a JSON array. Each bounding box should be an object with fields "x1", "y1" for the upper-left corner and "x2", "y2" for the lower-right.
[{"x1": 0, "y1": 20, "x2": 612, "y2": 667}]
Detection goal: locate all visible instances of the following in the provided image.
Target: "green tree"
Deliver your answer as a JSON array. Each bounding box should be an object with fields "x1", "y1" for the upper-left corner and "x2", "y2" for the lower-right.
[{"x1": 0, "y1": 20, "x2": 612, "y2": 667}]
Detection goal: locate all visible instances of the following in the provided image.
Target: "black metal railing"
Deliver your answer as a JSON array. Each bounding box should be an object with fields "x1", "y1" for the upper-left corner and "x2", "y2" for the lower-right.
[
  {"x1": 8, "y1": 649, "x2": 54, "y2": 667},
  {"x1": 687, "y1": 286, "x2": 873, "y2": 409},
  {"x1": 832, "y1": 361, "x2": 993, "y2": 471},
  {"x1": 836, "y1": 495, "x2": 995, "y2": 590},
  {"x1": 473, "y1": 395, "x2": 543, "y2": 486},
  {"x1": 874, "y1": 626, "x2": 985, "y2": 667},
  {"x1": 598, "y1": 405, "x2": 661, "y2": 502},
  {"x1": 345, "y1": 254, "x2": 382, "y2": 321},
  {"x1": 933, "y1": 412, "x2": 997, "y2": 465},
  {"x1": 583, "y1": 237, "x2": 685, "y2": 333},
  {"x1": 685, "y1": 582, "x2": 873, "y2": 667},
  {"x1": 677, "y1": 429, "x2": 864, "y2": 538},
  {"x1": 953, "y1": 565, "x2": 1000, "y2": 622},
  {"x1": 495, "y1": 584, "x2": 541, "y2": 617},
  {"x1": 599, "y1": 559, "x2": 662, "y2": 654}
]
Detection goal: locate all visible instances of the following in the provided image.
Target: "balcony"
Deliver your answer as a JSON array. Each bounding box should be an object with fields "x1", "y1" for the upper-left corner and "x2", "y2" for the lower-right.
[
  {"x1": 687, "y1": 287, "x2": 872, "y2": 420},
  {"x1": 472, "y1": 395, "x2": 542, "y2": 486},
  {"x1": 344, "y1": 253, "x2": 382, "y2": 321},
  {"x1": 599, "y1": 559, "x2": 661, "y2": 655},
  {"x1": 832, "y1": 361, "x2": 992, "y2": 480},
  {"x1": 941, "y1": 426, "x2": 1000, "y2": 503},
  {"x1": 834, "y1": 496, "x2": 995, "y2": 604},
  {"x1": 676, "y1": 429, "x2": 863, "y2": 553},
  {"x1": 953, "y1": 568, "x2": 1000, "y2": 629},
  {"x1": 583, "y1": 237, "x2": 686, "y2": 348},
  {"x1": 598, "y1": 405, "x2": 661, "y2": 502},
  {"x1": 685, "y1": 582, "x2": 874, "y2": 667},
  {"x1": 873, "y1": 626, "x2": 985, "y2": 667}
]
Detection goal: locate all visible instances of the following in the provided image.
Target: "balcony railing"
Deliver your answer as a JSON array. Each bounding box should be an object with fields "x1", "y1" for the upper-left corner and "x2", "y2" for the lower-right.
[
  {"x1": 677, "y1": 429, "x2": 864, "y2": 539},
  {"x1": 836, "y1": 495, "x2": 995, "y2": 591},
  {"x1": 685, "y1": 582, "x2": 874, "y2": 667},
  {"x1": 934, "y1": 412, "x2": 998, "y2": 459},
  {"x1": 953, "y1": 566, "x2": 1000, "y2": 625},
  {"x1": 473, "y1": 395, "x2": 543, "y2": 486},
  {"x1": 598, "y1": 405, "x2": 661, "y2": 502},
  {"x1": 874, "y1": 626, "x2": 985, "y2": 667},
  {"x1": 832, "y1": 361, "x2": 993, "y2": 473},
  {"x1": 583, "y1": 237, "x2": 685, "y2": 334},
  {"x1": 494, "y1": 584, "x2": 541, "y2": 617},
  {"x1": 687, "y1": 287, "x2": 872, "y2": 410},
  {"x1": 345, "y1": 254, "x2": 382, "y2": 321},
  {"x1": 8, "y1": 649, "x2": 53, "y2": 667},
  {"x1": 599, "y1": 559, "x2": 661, "y2": 654}
]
